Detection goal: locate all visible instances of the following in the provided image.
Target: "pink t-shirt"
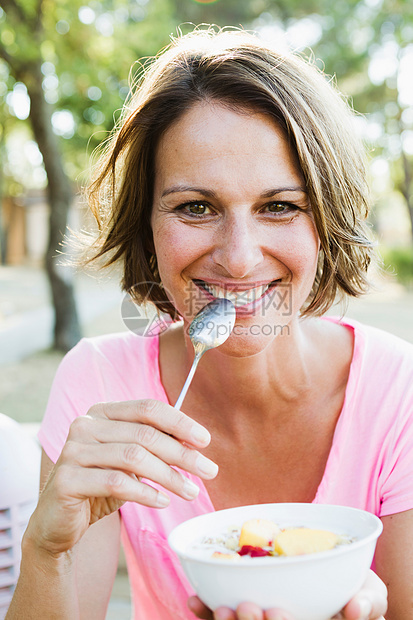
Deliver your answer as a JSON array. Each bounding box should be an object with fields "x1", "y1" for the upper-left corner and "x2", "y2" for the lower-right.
[{"x1": 38, "y1": 316, "x2": 413, "y2": 619}]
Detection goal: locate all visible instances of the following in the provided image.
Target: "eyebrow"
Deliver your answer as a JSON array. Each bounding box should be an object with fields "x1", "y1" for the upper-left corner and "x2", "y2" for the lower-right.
[{"x1": 161, "y1": 185, "x2": 308, "y2": 198}]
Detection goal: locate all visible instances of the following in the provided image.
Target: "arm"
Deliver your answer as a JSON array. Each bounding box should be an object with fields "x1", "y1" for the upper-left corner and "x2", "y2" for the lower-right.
[
  {"x1": 6, "y1": 400, "x2": 218, "y2": 619},
  {"x1": 6, "y1": 451, "x2": 121, "y2": 620},
  {"x1": 375, "y1": 509, "x2": 413, "y2": 620}
]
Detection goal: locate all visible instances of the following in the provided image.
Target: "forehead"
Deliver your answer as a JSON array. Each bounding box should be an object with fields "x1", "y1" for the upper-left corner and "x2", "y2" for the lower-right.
[{"x1": 153, "y1": 101, "x2": 304, "y2": 193}]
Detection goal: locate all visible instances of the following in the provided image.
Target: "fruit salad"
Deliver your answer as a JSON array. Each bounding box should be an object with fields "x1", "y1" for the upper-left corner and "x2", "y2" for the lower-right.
[{"x1": 196, "y1": 518, "x2": 352, "y2": 560}]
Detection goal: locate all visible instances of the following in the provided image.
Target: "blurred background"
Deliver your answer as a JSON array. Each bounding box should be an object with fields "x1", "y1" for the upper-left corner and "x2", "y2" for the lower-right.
[
  {"x1": 0, "y1": 1, "x2": 412, "y2": 616},
  {"x1": 1, "y1": 0, "x2": 413, "y2": 426}
]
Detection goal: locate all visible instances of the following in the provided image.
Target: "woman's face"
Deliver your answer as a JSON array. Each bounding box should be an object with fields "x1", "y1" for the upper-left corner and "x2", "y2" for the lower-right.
[{"x1": 151, "y1": 101, "x2": 320, "y2": 355}]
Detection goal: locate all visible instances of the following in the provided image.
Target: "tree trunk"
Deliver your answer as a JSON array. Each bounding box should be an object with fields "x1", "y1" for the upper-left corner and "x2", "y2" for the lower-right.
[
  {"x1": 401, "y1": 151, "x2": 413, "y2": 245},
  {"x1": 26, "y1": 63, "x2": 81, "y2": 351},
  {"x1": 0, "y1": 155, "x2": 6, "y2": 265}
]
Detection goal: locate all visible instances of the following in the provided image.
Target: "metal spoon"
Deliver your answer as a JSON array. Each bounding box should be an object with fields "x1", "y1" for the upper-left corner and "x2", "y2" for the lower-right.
[{"x1": 174, "y1": 298, "x2": 236, "y2": 410}]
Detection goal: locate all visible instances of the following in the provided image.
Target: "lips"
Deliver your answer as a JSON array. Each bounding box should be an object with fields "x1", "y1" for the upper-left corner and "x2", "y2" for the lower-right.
[{"x1": 193, "y1": 279, "x2": 281, "y2": 308}]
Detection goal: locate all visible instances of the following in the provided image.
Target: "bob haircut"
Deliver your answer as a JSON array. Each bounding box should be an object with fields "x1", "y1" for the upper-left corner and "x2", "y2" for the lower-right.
[{"x1": 86, "y1": 26, "x2": 374, "y2": 319}]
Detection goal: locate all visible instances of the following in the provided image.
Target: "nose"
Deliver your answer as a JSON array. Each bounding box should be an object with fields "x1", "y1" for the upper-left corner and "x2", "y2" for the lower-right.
[{"x1": 211, "y1": 215, "x2": 264, "y2": 278}]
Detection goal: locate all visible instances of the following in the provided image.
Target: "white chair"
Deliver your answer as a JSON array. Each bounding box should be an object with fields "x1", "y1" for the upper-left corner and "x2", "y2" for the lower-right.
[{"x1": 0, "y1": 414, "x2": 41, "y2": 620}]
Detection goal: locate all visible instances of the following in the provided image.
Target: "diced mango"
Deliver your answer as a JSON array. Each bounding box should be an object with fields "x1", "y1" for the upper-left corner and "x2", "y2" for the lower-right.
[
  {"x1": 272, "y1": 528, "x2": 340, "y2": 556},
  {"x1": 211, "y1": 551, "x2": 241, "y2": 561},
  {"x1": 238, "y1": 519, "x2": 281, "y2": 548}
]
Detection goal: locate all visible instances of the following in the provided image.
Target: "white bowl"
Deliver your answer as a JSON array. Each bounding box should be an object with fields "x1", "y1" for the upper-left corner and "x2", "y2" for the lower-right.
[{"x1": 168, "y1": 503, "x2": 383, "y2": 620}]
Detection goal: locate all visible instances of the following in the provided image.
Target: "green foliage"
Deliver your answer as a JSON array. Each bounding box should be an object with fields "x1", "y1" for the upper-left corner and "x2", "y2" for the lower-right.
[
  {"x1": 0, "y1": 0, "x2": 179, "y2": 183},
  {"x1": 380, "y1": 245, "x2": 413, "y2": 285}
]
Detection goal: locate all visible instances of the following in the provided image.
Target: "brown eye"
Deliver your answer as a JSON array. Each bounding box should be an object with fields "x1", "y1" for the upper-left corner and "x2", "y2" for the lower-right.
[
  {"x1": 188, "y1": 203, "x2": 208, "y2": 214},
  {"x1": 180, "y1": 202, "x2": 213, "y2": 216},
  {"x1": 267, "y1": 203, "x2": 288, "y2": 213}
]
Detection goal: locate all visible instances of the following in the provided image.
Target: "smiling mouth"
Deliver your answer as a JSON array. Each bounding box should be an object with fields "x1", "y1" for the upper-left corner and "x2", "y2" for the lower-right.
[{"x1": 192, "y1": 279, "x2": 282, "y2": 308}]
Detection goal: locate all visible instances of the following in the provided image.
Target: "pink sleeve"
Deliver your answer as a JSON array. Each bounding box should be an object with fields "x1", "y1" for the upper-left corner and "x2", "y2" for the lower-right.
[
  {"x1": 37, "y1": 339, "x2": 107, "y2": 464},
  {"x1": 379, "y1": 400, "x2": 413, "y2": 517}
]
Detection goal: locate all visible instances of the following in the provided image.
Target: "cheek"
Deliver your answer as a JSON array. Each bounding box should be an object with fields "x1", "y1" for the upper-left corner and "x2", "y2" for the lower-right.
[
  {"x1": 279, "y1": 227, "x2": 319, "y2": 275},
  {"x1": 153, "y1": 223, "x2": 207, "y2": 280},
  {"x1": 296, "y1": 238, "x2": 319, "y2": 271}
]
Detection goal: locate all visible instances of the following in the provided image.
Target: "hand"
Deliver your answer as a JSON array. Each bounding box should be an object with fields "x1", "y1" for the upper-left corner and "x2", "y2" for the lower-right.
[
  {"x1": 333, "y1": 570, "x2": 387, "y2": 619},
  {"x1": 187, "y1": 569, "x2": 388, "y2": 620},
  {"x1": 27, "y1": 399, "x2": 218, "y2": 557},
  {"x1": 187, "y1": 598, "x2": 293, "y2": 619}
]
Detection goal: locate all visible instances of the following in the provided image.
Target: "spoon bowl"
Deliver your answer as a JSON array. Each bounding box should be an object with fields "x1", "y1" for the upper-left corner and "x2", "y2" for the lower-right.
[{"x1": 189, "y1": 298, "x2": 237, "y2": 351}]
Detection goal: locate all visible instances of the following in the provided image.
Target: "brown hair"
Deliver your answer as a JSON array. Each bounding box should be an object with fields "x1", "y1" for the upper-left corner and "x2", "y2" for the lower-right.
[{"x1": 85, "y1": 26, "x2": 374, "y2": 318}]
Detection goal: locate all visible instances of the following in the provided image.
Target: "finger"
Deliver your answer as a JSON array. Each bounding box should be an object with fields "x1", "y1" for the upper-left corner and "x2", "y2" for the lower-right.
[
  {"x1": 84, "y1": 400, "x2": 211, "y2": 447},
  {"x1": 235, "y1": 601, "x2": 264, "y2": 619},
  {"x1": 66, "y1": 420, "x2": 218, "y2": 479},
  {"x1": 187, "y1": 596, "x2": 213, "y2": 619},
  {"x1": 53, "y1": 464, "x2": 170, "y2": 508},
  {"x1": 214, "y1": 607, "x2": 237, "y2": 620},
  {"x1": 341, "y1": 570, "x2": 388, "y2": 619},
  {"x1": 265, "y1": 609, "x2": 295, "y2": 620},
  {"x1": 341, "y1": 595, "x2": 387, "y2": 619},
  {"x1": 65, "y1": 442, "x2": 202, "y2": 501}
]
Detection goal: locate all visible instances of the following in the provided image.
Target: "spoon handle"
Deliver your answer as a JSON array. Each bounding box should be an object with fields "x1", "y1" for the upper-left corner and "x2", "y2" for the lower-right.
[{"x1": 174, "y1": 351, "x2": 204, "y2": 410}]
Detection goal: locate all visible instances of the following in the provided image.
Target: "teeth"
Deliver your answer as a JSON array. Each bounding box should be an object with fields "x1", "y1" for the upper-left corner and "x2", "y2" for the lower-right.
[{"x1": 202, "y1": 282, "x2": 271, "y2": 307}]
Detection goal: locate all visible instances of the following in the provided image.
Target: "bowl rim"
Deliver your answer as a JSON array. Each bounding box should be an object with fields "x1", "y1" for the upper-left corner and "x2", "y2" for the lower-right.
[{"x1": 168, "y1": 502, "x2": 383, "y2": 566}]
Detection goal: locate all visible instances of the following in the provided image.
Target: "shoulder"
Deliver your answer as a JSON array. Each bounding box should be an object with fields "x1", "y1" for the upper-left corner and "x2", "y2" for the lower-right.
[
  {"x1": 324, "y1": 315, "x2": 413, "y2": 412},
  {"x1": 51, "y1": 331, "x2": 163, "y2": 403},
  {"x1": 352, "y1": 318, "x2": 413, "y2": 375},
  {"x1": 62, "y1": 330, "x2": 160, "y2": 369},
  {"x1": 325, "y1": 315, "x2": 413, "y2": 367}
]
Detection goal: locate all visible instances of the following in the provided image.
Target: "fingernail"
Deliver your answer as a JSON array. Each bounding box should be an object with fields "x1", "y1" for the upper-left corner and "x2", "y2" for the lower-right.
[
  {"x1": 156, "y1": 493, "x2": 170, "y2": 507},
  {"x1": 191, "y1": 425, "x2": 211, "y2": 446},
  {"x1": 358, "y1": 598, "x2": 372, "y2": 618},
  {"x1": 196, "y1": 453, "x2": 219, "y2": 477},
  {"x1": 183, "y1": 478, "x2": 200, "y2": 499}
]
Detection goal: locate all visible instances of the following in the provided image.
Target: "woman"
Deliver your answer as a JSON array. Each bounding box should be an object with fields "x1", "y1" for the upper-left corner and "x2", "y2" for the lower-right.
[{"x1": 7, "y1": 27, "x2": 411, "y2": 620}]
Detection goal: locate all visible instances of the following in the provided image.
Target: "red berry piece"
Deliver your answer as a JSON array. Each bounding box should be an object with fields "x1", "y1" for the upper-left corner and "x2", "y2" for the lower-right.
[{"x1": 238, "y1": 545, "x2": 271, "y2": 557}]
